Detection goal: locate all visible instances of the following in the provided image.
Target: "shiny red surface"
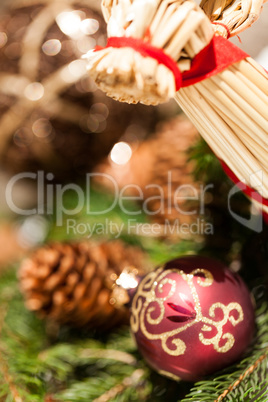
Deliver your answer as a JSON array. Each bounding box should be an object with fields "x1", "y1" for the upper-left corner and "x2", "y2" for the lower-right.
[{"x1": 131, "y1": 256, "x2": 255, "y2": 382}]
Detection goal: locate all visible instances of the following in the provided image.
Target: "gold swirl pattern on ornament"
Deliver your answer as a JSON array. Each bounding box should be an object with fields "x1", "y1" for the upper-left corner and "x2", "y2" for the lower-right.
[
  {"x1": 130, "y1": 267, "x2": 244, "y2": 356},
  {"x1": 199, "y1": 302, "x2": 243, "y2": 352},
  {"x1": 191, "y1": 268, "x2": 213, "y2": 287}
]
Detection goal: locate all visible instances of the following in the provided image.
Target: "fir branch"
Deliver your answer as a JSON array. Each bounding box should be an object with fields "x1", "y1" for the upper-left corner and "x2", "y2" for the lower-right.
[
  {"x1": 93, "y1": 368, "x2": 145, "y2": 402},
  {"x1": 215, "y1": 350, "x2": 268, "y2": 401},
  {"x1": 0, "y1": 303, "x2": 23, "y2": 402},
  {"x1": 181, "y1": 301, "x2": 268, "y2": 402},
  {"x1": 189, "y1": 139, "x2": 225, "y2": 183},
  {"x1": 80, "y1": 349, "x2": 137, "y2": 366}
]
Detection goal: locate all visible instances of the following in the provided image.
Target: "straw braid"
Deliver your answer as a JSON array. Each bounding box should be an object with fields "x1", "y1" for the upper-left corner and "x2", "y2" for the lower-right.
[
  {"x1": 86, "y1": 0, "x2": 268, "y2": 208},
  {"x1": 200, "y1": 0, "x2": 267, "y2": 37}
]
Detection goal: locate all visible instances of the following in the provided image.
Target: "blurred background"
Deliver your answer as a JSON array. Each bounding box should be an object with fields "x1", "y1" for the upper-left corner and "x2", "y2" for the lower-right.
[
  {"x1": 0, "y1": 0, "x2": 267, "y2": 266},
  {"x1": 0, "y1": 0, "x2": 171, "y2": 267},
  {"x1": 0, "y1": 1, "x2": 267, "y2": 401}
]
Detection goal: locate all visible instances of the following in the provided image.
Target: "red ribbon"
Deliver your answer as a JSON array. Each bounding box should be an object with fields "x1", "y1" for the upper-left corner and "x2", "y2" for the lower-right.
[
  {"x1": 94, "y1": 36, "x2": 182, "y2": 90},
  {"x1": 182, "y1": 36, "x2": 248, "y2": 86},
  {"x1": 94, "y1": 35, "x2": 248, "y2": 90},
  {"x1": 220, "y1": 160, "x2": 268, "y2": 207}
]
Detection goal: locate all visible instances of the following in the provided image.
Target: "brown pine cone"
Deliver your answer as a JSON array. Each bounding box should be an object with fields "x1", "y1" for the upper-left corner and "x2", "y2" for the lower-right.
[
  {"x1": 95, "y1": 115, "x2": 200, "y2": 226},
  {"x1": 19, "y1": 240, "x2": 146, "y2": 329}
]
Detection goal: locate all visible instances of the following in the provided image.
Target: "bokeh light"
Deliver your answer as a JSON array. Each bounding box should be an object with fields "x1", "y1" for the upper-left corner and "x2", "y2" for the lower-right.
[
  {"x1": 90, "y1": 103, "x2": 109, "y2": 120},
  {"x1": 13, "y1": 127, "x2": 33, "y2": 147},
  {"x1": 17, "y1": 216, "x2": 49, "y2": 248},
  {"x1": 32, "y1": 118, "x2": 53, "y2": 138},
  {"x1": 56, "y1": 11, "x2": 82, "y2": 38},
  {"x1": 80, "y1": 19, "x2": 99, "y2": 35},
  {"x1": 24, "y1": 82, "x2": 44, "y2": 101},
  {"x1": 42, "y1": 39, "x2": 62, "y2": 56},
  {"x1": 110, "y1": 142, "x2": 133, "y2": 165}
]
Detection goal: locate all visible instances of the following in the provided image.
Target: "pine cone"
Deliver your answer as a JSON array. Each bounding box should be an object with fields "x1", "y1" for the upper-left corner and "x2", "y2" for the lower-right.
[
  {"x1": 95, "y1": 115, "x2": 200, "y2": 226},
  {"x1": 19, "y1": 240, "x2": 145, "y2": 329}
]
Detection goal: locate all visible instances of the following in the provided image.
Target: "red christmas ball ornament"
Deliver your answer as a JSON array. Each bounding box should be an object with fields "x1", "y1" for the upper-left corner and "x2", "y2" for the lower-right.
[{"x1": 130, "y1": 255, "x2": 255, "y2": 382}]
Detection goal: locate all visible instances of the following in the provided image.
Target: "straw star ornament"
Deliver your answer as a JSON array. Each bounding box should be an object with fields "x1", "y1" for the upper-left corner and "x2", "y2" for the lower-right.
[{"x1": 84, "y1": 0, "x2": 268, "y2": 218}]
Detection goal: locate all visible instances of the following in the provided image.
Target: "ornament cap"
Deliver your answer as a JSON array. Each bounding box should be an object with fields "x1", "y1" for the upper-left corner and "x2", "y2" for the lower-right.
[{"x1": 110, "y1": 266, "x2": 142, "y2": 308}]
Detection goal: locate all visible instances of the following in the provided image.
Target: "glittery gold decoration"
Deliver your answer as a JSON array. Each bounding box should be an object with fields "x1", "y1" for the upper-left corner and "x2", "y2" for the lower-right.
[{"x1": 131, "y1": 267, "x2": 244, "y2": 356}]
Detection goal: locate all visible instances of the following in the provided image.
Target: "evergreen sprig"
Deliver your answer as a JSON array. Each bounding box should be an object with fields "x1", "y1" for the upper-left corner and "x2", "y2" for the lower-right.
[
  {"x1": 0, "y1": 263, "x2": 267, "y2": 401},
  {"x1": 181, "y1": 301, "x2": 268, "y2": 402},
  {"x1": 0, "y1": 160, "x2": 267, "y2": 401}
]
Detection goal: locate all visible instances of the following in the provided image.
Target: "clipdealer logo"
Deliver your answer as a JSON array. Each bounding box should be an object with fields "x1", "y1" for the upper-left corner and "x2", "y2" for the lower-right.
[
  {"x1": 65, "y1": 218, "x2": 213, "y2": 238},
  {"x1": 4, "y1": 170, "x2": 264, "y2": 234}
]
